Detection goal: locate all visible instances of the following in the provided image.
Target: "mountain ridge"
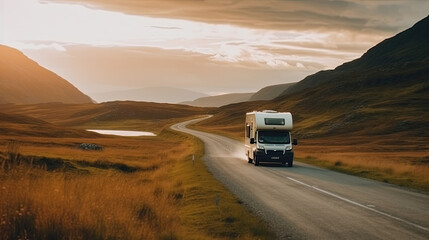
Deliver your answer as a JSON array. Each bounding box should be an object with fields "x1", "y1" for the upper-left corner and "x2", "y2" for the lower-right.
[
  {"x1": 0, "y1": 45, "x2": 93, "y2": 104},
  {"x1": 280, "y1": 15, "x2": 429, "y2": 98},
  {"x1": 182, "y1": 83, "x2": 296, "y2": 107},
  {"x1": 181, "y1": 92, "x2": 254, "y2": 107},
  {"x1": 90, "y1": 86, "x2": 209, "y2": 103},
  {"x1": 250, "y1": 83, "x2": 295, "y2": 101}
]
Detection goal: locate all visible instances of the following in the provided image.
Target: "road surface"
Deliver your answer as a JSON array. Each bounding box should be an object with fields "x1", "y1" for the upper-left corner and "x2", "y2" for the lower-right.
[{"x1": 171, "y1": 117, "x2": 429, "y2": 239}]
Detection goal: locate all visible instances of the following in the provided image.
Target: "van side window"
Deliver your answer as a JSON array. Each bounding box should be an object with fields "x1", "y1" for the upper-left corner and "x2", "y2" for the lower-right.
[
  {"x1": 265, "y1": 118, "x2": 285, "y2": 125},
  {"x1": 246, "y1": 124, "x2": 250, "y2": 138}
]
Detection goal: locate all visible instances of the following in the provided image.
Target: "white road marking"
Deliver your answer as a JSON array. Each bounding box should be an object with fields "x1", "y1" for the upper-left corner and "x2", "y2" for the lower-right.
[{"x1": 287, "y1": 177, "x2": 429, "y2": 232}]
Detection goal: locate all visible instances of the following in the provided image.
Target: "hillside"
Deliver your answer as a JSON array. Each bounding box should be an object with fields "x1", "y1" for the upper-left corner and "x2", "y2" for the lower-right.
[
  {"x1": 0, "y1": 101, "x2": 211, "y2": 127},
  {"x1": 0, "y1": 111, "x2": 97, "y2": 138},
  {"x1": 195, "y1": 15, "x2": 429, "y2": 140},
  {"x1": 0, "y1": 45, "x2": 93, "y2": 104},
  {"x1": 281, "y1": 15, "x2": 429, "y2": 98},
  {"x1": 182, "y1": 83, "x2": 295, "y2": 107},
  {"x1": 181, "y1": 92, "x2": 254, "y2": 107},
  {"x1": 249, "y1": 83, "x2": 295, "y2": 101}
]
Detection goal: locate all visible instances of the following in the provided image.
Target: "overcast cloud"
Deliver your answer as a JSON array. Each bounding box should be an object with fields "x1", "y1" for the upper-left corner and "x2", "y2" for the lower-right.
[{"x1": 45, "y1": 0, "x2": 429, "y2": 33}]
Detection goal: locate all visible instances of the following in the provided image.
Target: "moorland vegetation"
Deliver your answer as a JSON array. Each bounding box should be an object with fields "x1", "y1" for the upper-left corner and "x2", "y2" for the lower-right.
[{"x1": 0, "y1": 103, "x2": 273, "y2": 239}]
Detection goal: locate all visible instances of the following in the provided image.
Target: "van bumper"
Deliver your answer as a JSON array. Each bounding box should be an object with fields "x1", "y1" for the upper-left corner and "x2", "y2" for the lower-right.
[{"x1": 255, "y1": 149, "x2": 294, "y2": 163}]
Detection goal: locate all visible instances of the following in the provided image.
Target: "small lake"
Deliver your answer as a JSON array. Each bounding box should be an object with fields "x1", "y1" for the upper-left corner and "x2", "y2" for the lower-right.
[{"x1": 87, "y1": 129, "x2": 156, "y2": 137}]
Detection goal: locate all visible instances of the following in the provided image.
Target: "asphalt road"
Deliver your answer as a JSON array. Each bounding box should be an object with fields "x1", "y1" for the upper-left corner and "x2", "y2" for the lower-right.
[{"x1": 171, "y1": 117, "x2": 429, "y2": 239}]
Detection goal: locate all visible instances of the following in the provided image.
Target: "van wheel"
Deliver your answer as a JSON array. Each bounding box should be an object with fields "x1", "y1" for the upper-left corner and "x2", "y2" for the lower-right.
[
  {"x1": 287, "y1": 160, "x2": 293, "y2": 167},
  {"x1": 248, "y1": 157, "x2": 253, "y2": 164},
  {"x1": 254, "y1": 156, "x2": 259, "y2": 166}
]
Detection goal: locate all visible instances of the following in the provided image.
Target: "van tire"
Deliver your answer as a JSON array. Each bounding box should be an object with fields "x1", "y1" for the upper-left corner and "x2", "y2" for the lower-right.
[
  {"x1": 254, "y1": 155, "x2": 259, "y2": 166},
  {"x1": 287, "y1": 160, "x2": 293, "y2": 167},
  {"x1": 248, "y1": 157, "x2": 253, "y2": 164}
]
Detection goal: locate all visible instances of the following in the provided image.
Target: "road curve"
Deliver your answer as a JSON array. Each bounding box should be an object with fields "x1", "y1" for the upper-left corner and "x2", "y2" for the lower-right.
[{"x1": 171, "y1": 117, "x2": 429, "y2": 239}]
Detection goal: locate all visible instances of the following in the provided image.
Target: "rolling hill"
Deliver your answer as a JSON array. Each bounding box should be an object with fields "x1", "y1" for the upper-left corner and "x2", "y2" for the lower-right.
[
  {"x1": 181, "y1": 92, "x2": 254, "y2": 107},
  {"x1": 0, "y1": 45, "x2": 93, "y2": 104},
  {"x1": 195, "y1": 15, "x2": 429, "y2": 140},
  {"x1": 90, "y1": 87, "x2": 209, "y2": 103},
  {"x1": 0, "y1": 101, "x2": 210, "y2": 127},
  {"x1": 0, "y1": 111, "x2": 98, "y2": 138}
]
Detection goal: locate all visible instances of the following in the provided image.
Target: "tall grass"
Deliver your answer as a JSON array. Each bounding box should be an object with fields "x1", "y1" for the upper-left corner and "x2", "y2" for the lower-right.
[
  {"x1": 298, "y1": 153, "x2": 429, "y2": 191},
  {"x1": 0, "y1": 141, "x2": 182, "y2": 240},
  {"x1": 0, "y1": 126, "x2": 273, "y2": 239}
]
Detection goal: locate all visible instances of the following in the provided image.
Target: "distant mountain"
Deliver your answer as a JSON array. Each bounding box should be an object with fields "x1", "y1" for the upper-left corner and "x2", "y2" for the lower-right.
[
  {"x1": 249, "y1": 83, "x2": 295, "y2": 101},
  {"x1": 91, "y1": 87, "x2": 209, "y2": 103},
  {"x1": 196, "y1": 15, "x2": 429, "y2": 138},
  {"x1": 182, "y1": 83, "x2": 295, "y2": 107},
  {"x1": 181, "y1": 92, "x2": 254, "y2": 107},
  {"x1": 0, "y1": 45, "x2": 93, "y2": 104}
]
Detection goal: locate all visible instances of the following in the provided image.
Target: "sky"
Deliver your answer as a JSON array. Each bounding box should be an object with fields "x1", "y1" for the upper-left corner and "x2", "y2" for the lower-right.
[{"x1": 1, "y1": 0, "x2": 429, "y2": 101}]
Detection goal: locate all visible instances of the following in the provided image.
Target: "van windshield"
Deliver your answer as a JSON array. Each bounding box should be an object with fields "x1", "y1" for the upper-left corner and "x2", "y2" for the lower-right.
[{"x1": 258, "y1": 130, "x2": 290, "y2": 144}]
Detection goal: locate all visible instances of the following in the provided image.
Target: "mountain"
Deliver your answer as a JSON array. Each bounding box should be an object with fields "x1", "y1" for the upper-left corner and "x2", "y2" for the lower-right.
[
  {"x1": 196, "y1": 15, "x2": 429, "y2": 139},
  {"x1": 181, "y1": 92, "x2": 254, "y2": 107},
  {"x1": 182, "y1": 83, "x2": 296, "y2": 107},
  {"x1": 280, "y1": 15, "x2": 429, "y2": 98},
  {"x1": 0, "y1": 45, "x2": 93, "y2": 104},
  {"x1": 249, "y1": 83, "x2": 295, "y2": 101},
  {"x1": 90, "y1": 87, "x2": 209, "y2": 103},
  {"x1": 273, "y1": 15, "x2": 429, "y2": 137}
]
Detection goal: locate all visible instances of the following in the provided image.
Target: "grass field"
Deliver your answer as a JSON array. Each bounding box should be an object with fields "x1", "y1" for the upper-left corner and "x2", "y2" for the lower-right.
[
  {"x1": 295, "y1": 136, "x2": 429, "y2": 192},
  {"x1": 0, "y1": 103, "x2": 273, "y2": 239}
]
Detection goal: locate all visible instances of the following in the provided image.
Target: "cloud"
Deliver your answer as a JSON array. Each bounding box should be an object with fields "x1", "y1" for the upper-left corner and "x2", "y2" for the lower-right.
[
  {"x1": 21, "y1": 44, "x2": 314, "y2": 95},
  {"x1": 8, "y1": 42, "x2": 67, "y2": 51},
  {"x1": 8, "y1": 0, "x2": 350, "y2": 69},
  {"x1": 7, "y1": 0, "x2": 427, "y2": 71},
  {"x1": 44, "y1": 0, "x2": 429, "y2": 34}
]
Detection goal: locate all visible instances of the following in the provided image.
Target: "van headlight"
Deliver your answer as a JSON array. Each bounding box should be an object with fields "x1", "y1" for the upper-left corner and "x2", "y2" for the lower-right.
[
  {"x1": 285, "y1": 146, "x2": 291, "y2": 151},
  {"x1": 257, "y1": 145, "x2": 265, "y2": 150}
]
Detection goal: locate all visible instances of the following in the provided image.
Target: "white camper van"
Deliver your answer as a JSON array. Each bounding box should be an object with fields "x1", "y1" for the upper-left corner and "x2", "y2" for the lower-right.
[{"x1": 245, "y1": 110, "x2": 297, "y2": 167}]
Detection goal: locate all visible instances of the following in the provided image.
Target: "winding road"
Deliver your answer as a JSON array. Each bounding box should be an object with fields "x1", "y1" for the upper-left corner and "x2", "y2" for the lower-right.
[{"x1": 171, "y1": 117, "x2": 429, "y2": 239}]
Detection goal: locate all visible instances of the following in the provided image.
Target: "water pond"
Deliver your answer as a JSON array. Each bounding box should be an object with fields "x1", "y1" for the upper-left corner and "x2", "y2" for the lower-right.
[{"x1": 87, "y1": 129, "x2": 156, "y2": 137}]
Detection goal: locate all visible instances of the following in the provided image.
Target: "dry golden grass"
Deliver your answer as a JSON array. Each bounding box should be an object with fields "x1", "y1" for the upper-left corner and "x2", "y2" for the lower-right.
[
  {"x1": 0, "y1": 115, "x2": 273, "y2": 239},
  {"x1": 0, "y1": 167, "x2": 179, "y2": 239},
  {"x1": 295, "y1": 137, "x2": 429, "y2": 192},
  {"x1": 0, "y1": 133, "x2": 186, "y2": 239},
  {"x1": 170, "y1": 134, "x2": 274, "y2": 240}
]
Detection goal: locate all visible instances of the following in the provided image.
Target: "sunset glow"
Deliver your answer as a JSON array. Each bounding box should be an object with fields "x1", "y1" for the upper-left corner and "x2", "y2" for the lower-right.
[
  {"x1": 1, "y1": 0, "x2": 428, "y2": 97},
  {"x1": 1, "y1": 0, "x2": 354, "y2": 69}
]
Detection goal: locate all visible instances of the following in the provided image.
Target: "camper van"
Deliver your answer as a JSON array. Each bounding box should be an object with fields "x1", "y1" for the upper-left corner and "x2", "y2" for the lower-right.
[{"x1": 245, "y1": 110, "x2": 297, "y2": 167}]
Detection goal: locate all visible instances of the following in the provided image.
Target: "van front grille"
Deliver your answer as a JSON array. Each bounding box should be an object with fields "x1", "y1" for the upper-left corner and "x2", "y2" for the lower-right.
[{"x1": 266, "y1": 150, "x2": 284, "y2": 155}]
